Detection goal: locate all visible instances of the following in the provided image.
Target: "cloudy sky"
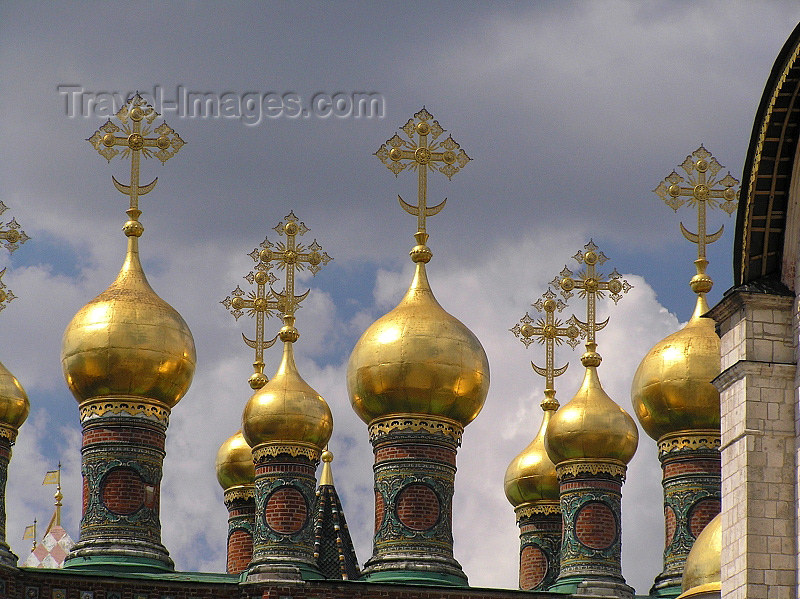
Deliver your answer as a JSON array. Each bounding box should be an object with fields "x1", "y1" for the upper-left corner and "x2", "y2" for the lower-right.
[{"x1": 1, "y1": 1, "x2": 798, "y2": 592}]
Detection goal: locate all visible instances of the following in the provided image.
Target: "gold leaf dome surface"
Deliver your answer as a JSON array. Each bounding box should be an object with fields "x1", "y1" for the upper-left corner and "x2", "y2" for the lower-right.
[
  {"x1": 0, "y1": 360, "x2": 29, "y2": 432},
  {"x1": 347, "y1": 262, "x2": 489, "y2": 426},
  {"x1": 215, "y1": 430, "x2": 254, "y2": 491},
  {"x1": 504, "y1": 409, "x2": 558, "y2": 506},
  {"x1": 61, "y1": 237, "x2": 196, "y2": 408},
  {"x1": 678, "y1": 512, "x2": 720, "y2": 598},
  {"x1": 631, "y1": 296, "x2": 720, "y2": 441},
  {"x1": 242, "y1": 341, "x2": 333, "y2": 450},
  {"x1": 546, "y1": 364, "x2": 638, "y2": 465}
]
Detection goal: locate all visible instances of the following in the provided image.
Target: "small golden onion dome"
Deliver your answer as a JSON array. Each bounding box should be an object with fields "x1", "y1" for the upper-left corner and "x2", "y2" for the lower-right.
[
  {"x1": 242, "y1": 340, "x2": 333, "y2": 450},
  {"x1": 546, "y1": 353, "x2": 638, "y2": 465},
  {"x1": 61, "y1": 236, "x2": 196, "y2": 408},
  {"x1": 0, "y1": 360, "x2": 29, "y2": 434},
  {"x1": 347, "y1": 261, "x2": 489, "y2": 426},
  {"x1": 631, "y1": 295, "x2": 720, "y2": 441},
  {"x1": 678, "y1": 512, "x2": 721, "y2": 598},
  {"x1": 504, "y1": 407, "x2": 558, "y2": 507},
  {"x1": 215, "y1": 430, "x2": 254, "y2": 491}
]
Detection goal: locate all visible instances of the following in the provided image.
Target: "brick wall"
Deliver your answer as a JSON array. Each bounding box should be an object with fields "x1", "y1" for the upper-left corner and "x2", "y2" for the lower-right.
[{"x1": 227, "y1": 528, "x2": 253, "y2": 574}]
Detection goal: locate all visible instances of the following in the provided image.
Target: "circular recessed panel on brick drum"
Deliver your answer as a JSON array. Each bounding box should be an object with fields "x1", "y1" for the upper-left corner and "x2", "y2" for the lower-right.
[
  {"x1": 575, "y1": 501, "x2": 617, "y2": 550},
  {"x1": 101, "y1": 467, "x2": 147, "y2": 516},
  {"x1": 395, "y1": 483, "x2": 441, "y2": 531},
  {"x1": 264, "y1": 486, "x2": 308, "y2": 534},
  {"x1": 519, "y1": 545, "x2": 547, "y2": 590}
]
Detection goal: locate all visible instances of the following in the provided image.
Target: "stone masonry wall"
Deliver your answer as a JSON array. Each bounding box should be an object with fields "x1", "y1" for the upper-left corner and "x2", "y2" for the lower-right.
[{"x1": 712, "y1": 291, "x2": 796, "y2": 599}]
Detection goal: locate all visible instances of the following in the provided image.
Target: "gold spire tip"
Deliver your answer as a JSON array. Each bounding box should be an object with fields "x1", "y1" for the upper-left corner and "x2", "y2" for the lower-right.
[
  {"x1": 654, "y1": 145, "x2": 740, "y2": 295},
  {"x1": 551, "y1": 240, "x2": 632, "y2": 360},
  {"x1": 319, "y1": 446, "x2": 334, "y2": 486},
  {"x1": 221, "y1": 212, "x2": 331, "y2": 387},
  {"x1": 87, "y1": 93, "x2": 185, "y2": 234},
  {"x1": 375, "y1": 108, "x2": 470, "y2": 258},
  {"x1": 0, "y1": 201, "x2": 30, "y2": 254},
  {"x1": 510, "y1": 288, "x2": 583, "y2": 410}
]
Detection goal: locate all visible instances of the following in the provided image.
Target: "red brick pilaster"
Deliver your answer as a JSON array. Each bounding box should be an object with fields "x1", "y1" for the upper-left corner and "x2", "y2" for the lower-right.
[
  {"x1": 65, "y1": 400, "x2": 173, "y2": 570},
  {"x1": 515, "y1": 504, "x2": 560, "y2": 591},
  {"x1": 549, "y1": 460, "x2": 634, "y2": 597},
  {"x1": 649, "y1": 431, "x2": 720, "y2": 597},
  {"x1": 361, "y1": 416, "x2": 467, "y2": 586},
  {"x1": 246, "y1": 444, "x2": 322, "y2": 581},
  {"x1": 224, "y1": 486, "x2": 255, "y2": 574},
  {"x1": 0, "y1": 436, "x2": 17, "y2": 567}
]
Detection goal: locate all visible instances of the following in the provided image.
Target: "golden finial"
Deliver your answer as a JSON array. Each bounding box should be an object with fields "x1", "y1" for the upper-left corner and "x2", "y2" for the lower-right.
[
  {"x1": 0, "y1": 201, "x2": 30, "y2": 311},
  {"x1": 511, "y1": 288, "x2": 583, "y2": 410},
  {"x1": 653, "y1": 145, "x2": 739, "y2": 295},
  {"x1": 0, "y1": 201, "x2": 30, "y2": 254},
  {"x1": 375, "y1": 108, "x2": 470, "y2": 260},
  {"x1": 319, "y1": 446, "x2": 334, "y2": 487},
  {"x1": 0, "y1": 269, "x2": 15, "y2": 312},
  {"x1": 221, "y1": 258, "x2": 280, "y2": 390},
  {"x1": 87, "y1": 93, "x2": 184, "y2": 236},
  {"x1": 42, "y1": 463, "x2": 62, "y2": 532},
  {"x1": 552, "y1": 240, "x2": 631, "y2": 364},
  {"x1": 22, "y1": 519, "x2": 36, "y2": 551},
  {"x1": 222, "y1": 212, "x2": 331, "y2": 387}
]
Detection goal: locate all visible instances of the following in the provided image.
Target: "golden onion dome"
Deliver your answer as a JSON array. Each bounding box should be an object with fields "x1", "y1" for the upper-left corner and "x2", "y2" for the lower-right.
[
  {"x1": 215, "y1": 430, "x2": 254, "y2": 491},
  {"x1": 0, "y1": 360, "x2": 29, "y2": 435},
  {"x1": 678, "y1": 512, "x2": 721, "y2": 598},
  {"x1": 504, "y1": 405, "x2": 558, "y2": 507},
  {"x1": 546, "y1": 349, "x2": 638, "y2": 465},
  {"x1": 242, "y1": 330, "x2": 333, "y2": 451},
  {"x1": 631, "y1": 295, "x2": 720, "y2": 441},
  {"x1": 347, "y1": 261, "x2": 489, "y2": 426},
  {"x1": 61, "y1": 235, "x2": 196, "y2": 408}
]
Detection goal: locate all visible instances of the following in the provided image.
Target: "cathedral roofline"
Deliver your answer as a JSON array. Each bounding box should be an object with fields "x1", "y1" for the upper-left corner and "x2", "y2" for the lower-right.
[{"x1": 735, "y1": 21, "x2": 800, "y2": 285}]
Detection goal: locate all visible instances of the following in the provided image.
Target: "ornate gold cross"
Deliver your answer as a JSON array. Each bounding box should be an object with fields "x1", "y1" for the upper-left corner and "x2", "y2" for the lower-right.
[
  {"x1": 511, "y1": 289, "x2": 583, "y2": 408},
  {"x1": 654, "y1": 146, "x2": 738, "y2": 258},
  {"x1": 0, "y1": 269, "x2": 15, "y2": 312},
  {"x1": 375, "y1": 108, "x2": 470, "y2": 239},
  {"x1": 221, "y1": 259, "x2": 281, "y2": 390},
  {"x1": 87, "y1": 93, "x2": 184, "y2": 226},
  {"x1": 253, "y1": 211, "x2": 332, "y2": 319},
  {"x1": 0, "y1": 201, "x2": 29, "y2": 254},
  {"x1": 552, "y1": 241, "x2": 631, "y2": 354},
  {"x1": 653, "y1": 145, "x2": 739, "y2": 294},
  {"x1": 222, "y1": 212, "x2": 331, "y2": 386}
]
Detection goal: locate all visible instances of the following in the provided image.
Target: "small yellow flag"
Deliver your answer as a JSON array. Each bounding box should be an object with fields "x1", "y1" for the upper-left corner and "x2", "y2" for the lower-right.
[
  {"x1": 22, "y1": 525, "x2": 35, "y2": 540},
  {"x1": 42, "y1": 470, "x2": 59, "y2": 486}
]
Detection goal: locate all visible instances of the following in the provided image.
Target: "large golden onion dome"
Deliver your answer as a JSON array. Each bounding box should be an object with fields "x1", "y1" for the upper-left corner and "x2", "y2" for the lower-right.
[
  {"x1": 0, "y1": 360, "x2": 29, "y2": 437},
  {"x1": 677, "y1": 512, "x2": 720, "y2": 598},
  {"x1": 504, "y1": 404, "x2": 558, "y2": 507},
  {"x1": 631, "y1": 295, "x2": 720, "y2": 441},
  {"x1": 215, "y1": 430, "x2": 254, "y2": 491},
  {"x1": 546, "y1": 349, "x2": 638, "y2": 465},
  {"x1": 347, "y1": 261, "x2": 489, "y2": 426},
  {"x1": 242, "y1": 323, "x2": 333, "y2": 450},
  {"x1": 61, "y1": 235, "x2": 196, "y2": 408}
]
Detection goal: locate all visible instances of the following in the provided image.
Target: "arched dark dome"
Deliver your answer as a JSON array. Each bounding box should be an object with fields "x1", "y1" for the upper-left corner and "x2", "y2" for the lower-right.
[{"x1": 735, "y1": 22, "x2": 800, "y2": 288}]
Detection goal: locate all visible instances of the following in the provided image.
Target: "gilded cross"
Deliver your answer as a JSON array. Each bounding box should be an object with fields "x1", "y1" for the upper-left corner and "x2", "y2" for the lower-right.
[
  {"x1": 552, "y1": 240, "x2": 631, "y2": 350},
  {"x1": 510, "y1": 288, "x2": 583, "y2": 408},
  {"x1": 375, "y1": 108, "x2": 470, "y2": 239},
  {"x1": 653, "y1": 145, "x2": 739, "y2": 260},
  {"x1": 252, "y1": 211, "x2": 332, "y2": 319},
  {"x1": 0, "y1": 201, "x2": 29, "y2": 254},
  {"x1": 653, "y1": 146, "x2": 739, "y2": 294},
  {"x1": 221, "y1": 261, "x2": 280, "y2": 390},
  {"x1": 87, "y1": 93, "x2": 184, "y2": 224},
  {"x1": 0, "y1": 269, "x2": 16, "y2": 312}
]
